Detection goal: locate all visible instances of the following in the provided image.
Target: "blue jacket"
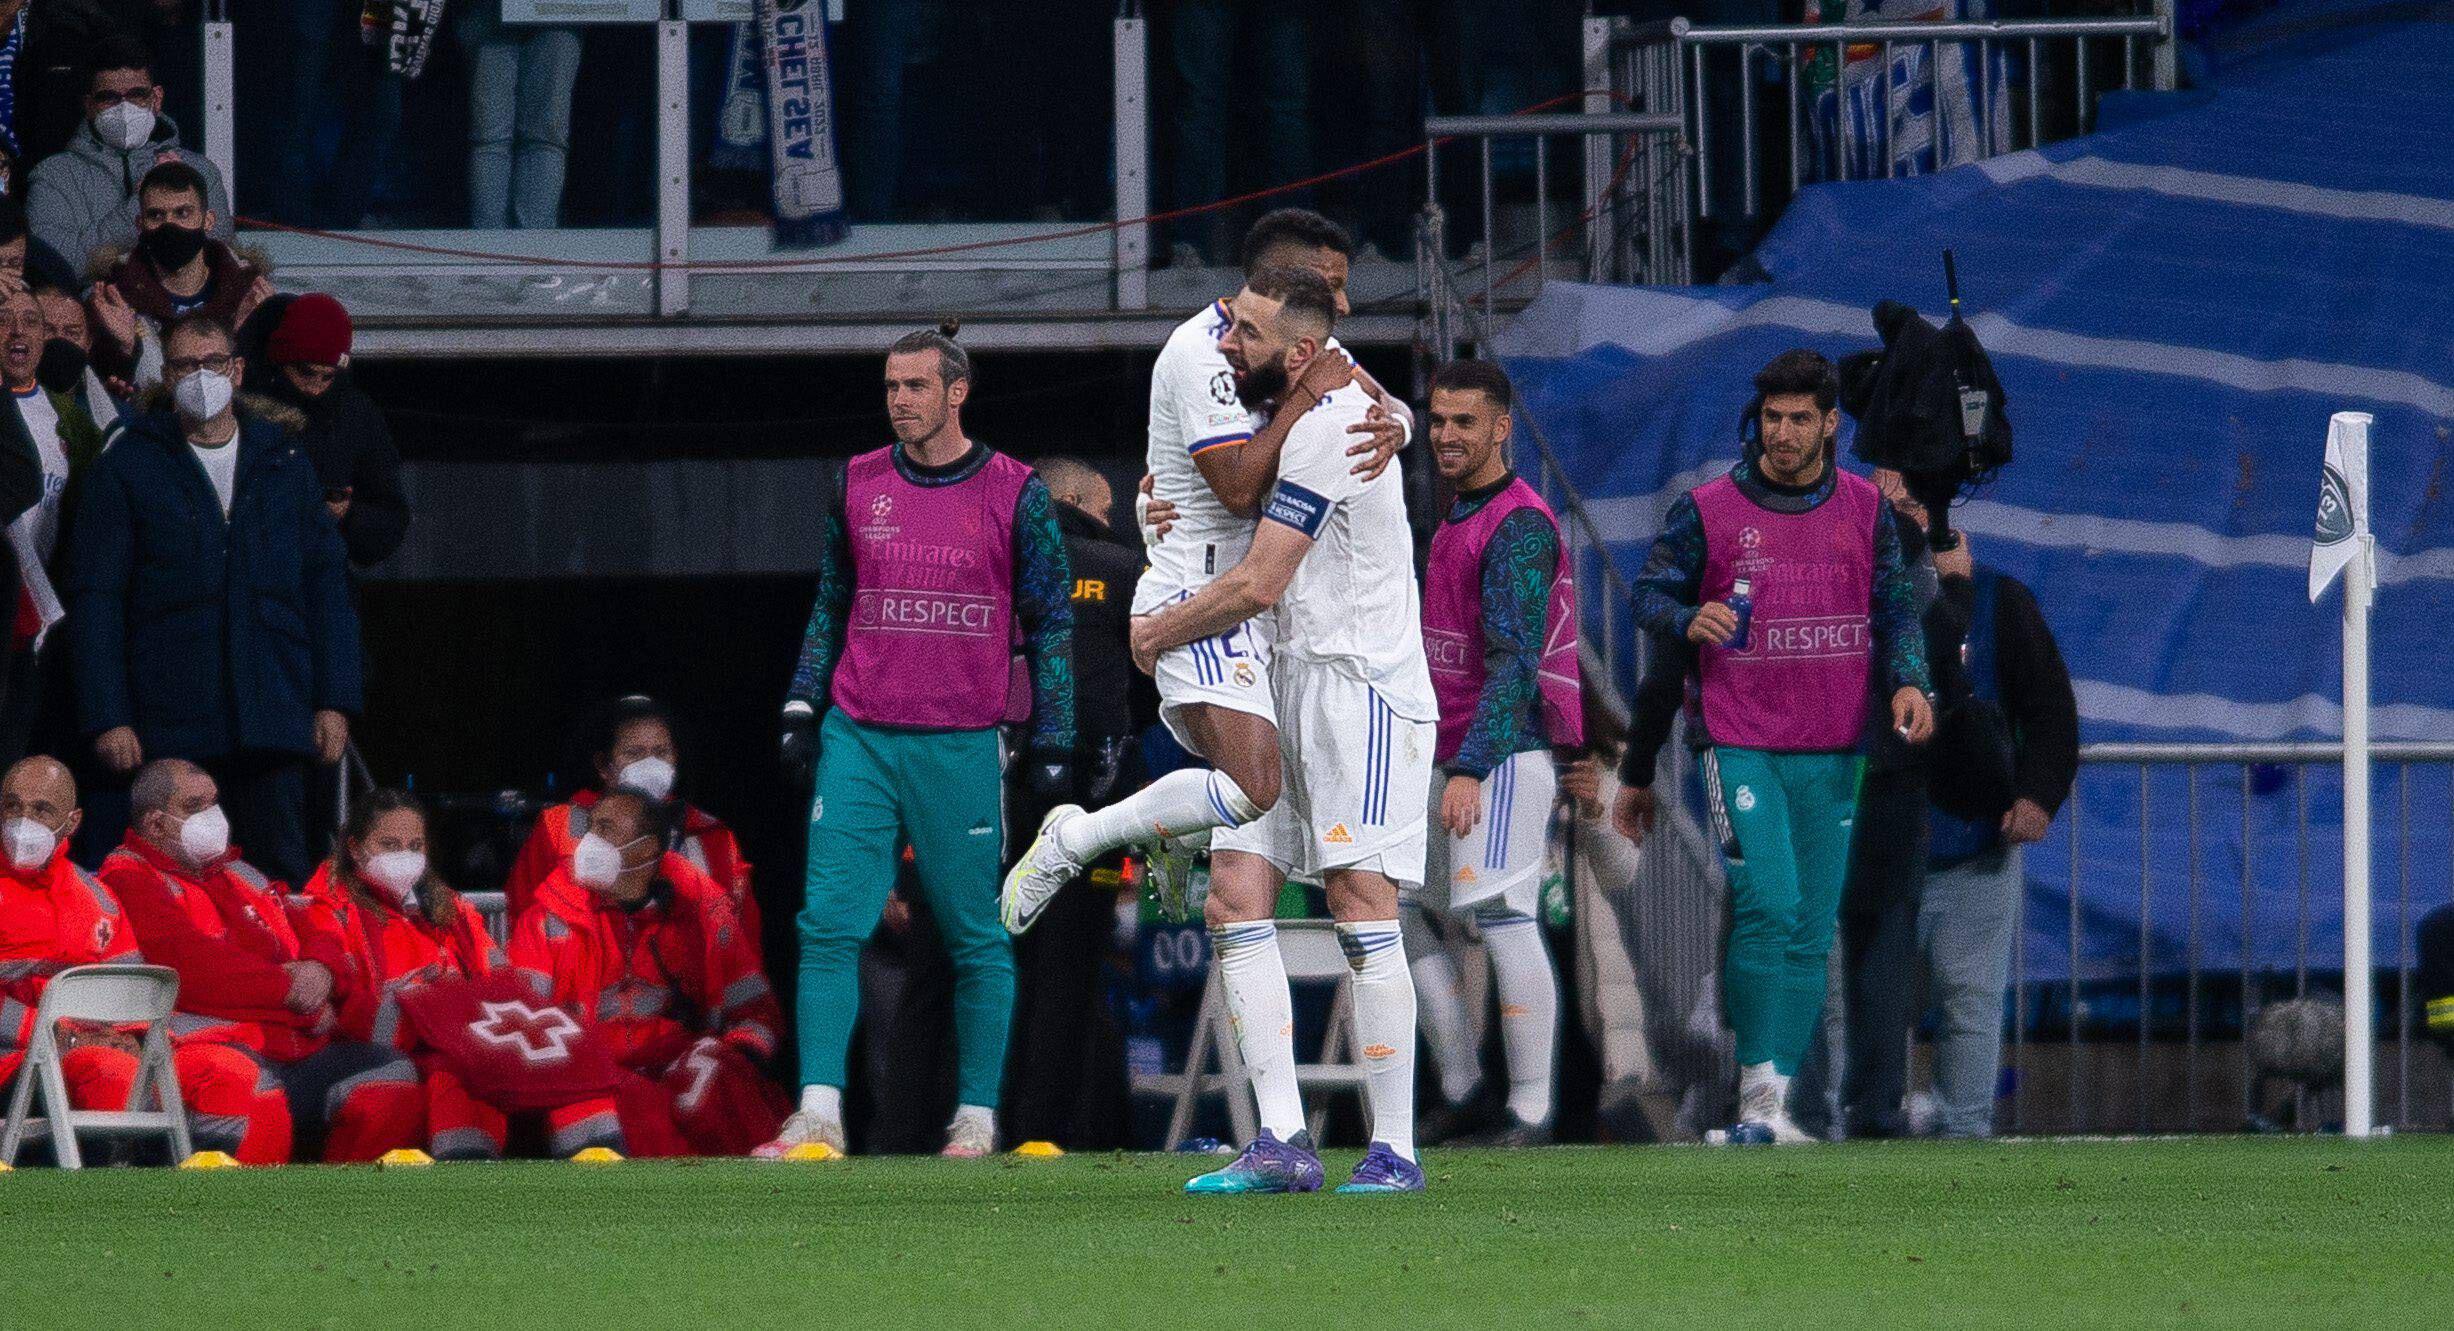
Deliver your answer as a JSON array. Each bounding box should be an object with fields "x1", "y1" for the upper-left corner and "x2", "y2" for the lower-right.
[{"x1": 66, "y1": 408, "x2": 364, "y2": 760}]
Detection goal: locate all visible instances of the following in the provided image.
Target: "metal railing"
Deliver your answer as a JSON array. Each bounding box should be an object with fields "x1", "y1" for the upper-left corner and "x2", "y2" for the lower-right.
[
  {"x1": 1607, "y1": 732, "x2": 2454, "y2": 1137},
  {"x1": 2009, "y1": 742, "x2": 2454, "y2": 1136},
  {"x1": 181, "y1": 4, "x2": 1185, "y2": 349},
  {"x1": 1608, "y1": 5, "x2": 2175, "y2": 231}
]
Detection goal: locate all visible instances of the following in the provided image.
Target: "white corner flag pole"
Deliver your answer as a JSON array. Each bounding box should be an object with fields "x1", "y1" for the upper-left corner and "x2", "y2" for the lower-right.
[{"x1": 2311, "y1": 410, "x2": 2375, "y2": 1138}]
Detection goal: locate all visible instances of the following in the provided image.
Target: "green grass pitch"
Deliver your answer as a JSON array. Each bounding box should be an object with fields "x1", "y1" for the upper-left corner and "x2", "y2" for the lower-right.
[{"x1": 3, "y1": 1137, "x2": 2447, "y2": 1327}]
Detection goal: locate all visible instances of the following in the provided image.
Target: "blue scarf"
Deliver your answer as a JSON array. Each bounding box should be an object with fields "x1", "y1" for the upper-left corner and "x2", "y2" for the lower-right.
[
  {"x1": 746, "y1": 0, "x2": 848, "y2": 249},
  {"x1": 0, "y1": 9, "x2": 24, "y2": 159}
]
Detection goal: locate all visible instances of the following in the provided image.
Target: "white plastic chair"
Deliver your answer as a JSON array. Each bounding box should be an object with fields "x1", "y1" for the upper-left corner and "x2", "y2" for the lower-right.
[
  {"x1": 0, "y1": 964, "x2": 193, "y2": 1169},
  {"x1": 1156, "y1": 920, "x2": 1371, "y2": 1150}
]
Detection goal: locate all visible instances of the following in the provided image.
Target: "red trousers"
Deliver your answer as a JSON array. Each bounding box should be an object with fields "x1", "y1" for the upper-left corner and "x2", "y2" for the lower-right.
[
  {"x1": 649, "y1": 1038, "x2": 786, "y2": 1158},
  {"x1": 59, "y1": 1042, "x2": 292, "y2": 1165},
  {"x1": 417, "y1": 1060, "x2": 687, "y2": 1159},
  {"x1": 265, "y1": 1042, "x2": 426, "y2": 1163}
]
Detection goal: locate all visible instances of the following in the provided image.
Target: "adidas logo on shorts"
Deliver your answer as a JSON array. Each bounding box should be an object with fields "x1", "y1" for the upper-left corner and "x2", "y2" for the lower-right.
[
  {"x1": 1453, "y1": 867, "x2": 1478, "y2": 884},
  {"x1": 1323, "y1": 824, "x2": 1353, "y2": 845}
]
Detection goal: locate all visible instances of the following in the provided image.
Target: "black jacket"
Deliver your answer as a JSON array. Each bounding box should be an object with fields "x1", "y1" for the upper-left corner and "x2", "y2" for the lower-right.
[
  {"x1": 258, "y1": 371, "x2": 410, "y2": 569},
  {"x1": 64, "y1": 409, "x2": 363, "y2": 759},
  {"x1": 1951, "y1": 567, "x2": 2079, "y2": 814},
  {"x1": 1057, "y1": 501, "x2": 1143, "y2": 747}
]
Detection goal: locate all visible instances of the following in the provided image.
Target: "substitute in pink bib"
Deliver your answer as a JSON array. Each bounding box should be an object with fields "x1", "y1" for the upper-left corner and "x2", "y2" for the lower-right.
[{"x1": 1690, "y1": 467, "x2": 1883, "y2": 752}]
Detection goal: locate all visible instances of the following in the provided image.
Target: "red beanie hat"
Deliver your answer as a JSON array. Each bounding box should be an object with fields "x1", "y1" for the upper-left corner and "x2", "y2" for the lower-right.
[{"x1": 268, "y1": 293, "x2": 353, "y2": 367}]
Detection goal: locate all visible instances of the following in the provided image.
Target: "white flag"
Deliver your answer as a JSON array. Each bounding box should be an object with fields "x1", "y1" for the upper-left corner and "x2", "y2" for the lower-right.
[{"x1": 2309, "y1": 411, "x2": 2372, "y2": 603}]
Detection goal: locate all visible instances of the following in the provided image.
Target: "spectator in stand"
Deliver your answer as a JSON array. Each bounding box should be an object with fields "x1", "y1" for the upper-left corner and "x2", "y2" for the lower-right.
[
  {"x1": 509, "y1": 787, "x2": 787, "y2": 1157},
  {"x1": 456, "y1": 4, "x2": 581, "y2": 229},
  {"x1": 292, "y1": 787, "x2": 523, "y2": 1162},
  {"x1": 20, "y1": 0, "x2": 192, "y2": 166},
  {"x1": 30, "y1": 276, "x2": 117, "y2": 432},
  {"x1": 26, "y1": 38, "x2": 230, "y2": 273},
  {"x1": 66, "y1": 313, "x2": 361, "y2": 885},
  {"x1": 262, "y1": 0, "x2": 402, "y2": 229},
  {"x1": 248, "y1": 293, "x2": 409, "y2": 570},
  {"x1": 102, "y1": 758, "x2": 425, "y2": 1162},
  {"x1": 87, "y1": 160, "x2": 271, "y2": 392},
  {"x1": 0, "y1": 282, "x2": 104, "y2": 767},
  {"x1": 0, "y1": 192, "x2": 77, "y2": 295},
  {"x1": 0, "y1": 754, "x2": 292, "y2": 1164},
  {"x1": 1163, "y1": 1, "x2": 1313, "y2": 264},
  {"x1": 501, "y1": 695, "x2": 755, "y2": 936},
  {"x1": 1914, "y1": 533, "x2": 2076, "y2": 1138},
  {"x1": 1001, "y1": 457, "x2": 1141, "y2": 1149}
]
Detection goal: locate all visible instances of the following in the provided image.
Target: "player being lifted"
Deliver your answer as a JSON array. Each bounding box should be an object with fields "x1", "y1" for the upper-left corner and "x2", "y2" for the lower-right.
[
  {"x1": 1131, "y1": 266, "x2": 1435, "y2": 1194},
  {"x1": 1000, "y1": 208, "x2": 1405, "y2": 931}
]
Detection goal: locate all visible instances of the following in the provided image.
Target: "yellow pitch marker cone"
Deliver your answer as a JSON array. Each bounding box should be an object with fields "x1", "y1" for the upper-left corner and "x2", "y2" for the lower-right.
[
  {"x1": 177, "y1": 1151, "x2": 243, "y2": 1170},
  {"x1": 568, "y1": 1146, "x2": 625, "y2": 1165},
  {"x1": 1012, "y1": 1141, "x2": 1065, "y2": 1159},
  {"x1": 780, "y1": 1141, "x2": 843, "y2": 1162},
  {"x1": 0, "y1": 1159, "x2": 15, "y2": 1172},
  {"x1": 377, "y1": 1149, "x2": 435, "y2": 1168}
]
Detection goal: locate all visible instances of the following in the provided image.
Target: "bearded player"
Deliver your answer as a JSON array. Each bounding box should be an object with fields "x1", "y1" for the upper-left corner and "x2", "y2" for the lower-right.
[
  {"x1": 1000, "y1": 209, "x2": 1405, "y2": 930},
  {"x1": 1128, "y1": 266, "x2": 1435, "y2": 1195}
]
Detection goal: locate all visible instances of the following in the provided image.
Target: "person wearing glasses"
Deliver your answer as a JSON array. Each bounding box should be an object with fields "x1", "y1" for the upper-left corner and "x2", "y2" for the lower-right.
[{"x1": 63, "y1": 312, "x2": 361, "y2": 885}]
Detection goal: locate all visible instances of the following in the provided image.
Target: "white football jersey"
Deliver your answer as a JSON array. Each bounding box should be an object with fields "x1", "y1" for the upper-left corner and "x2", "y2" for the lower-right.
[
  {"x1": 1136, "y1": 300, "x2": 1263, "y2": 612},
  {"x1": 1259, "y1": 383, "x2": 1437, "y2": 720}
]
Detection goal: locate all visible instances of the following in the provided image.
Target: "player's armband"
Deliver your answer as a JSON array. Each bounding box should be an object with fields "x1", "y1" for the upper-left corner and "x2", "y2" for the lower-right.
[{"x1": 1263, "y1": 480, "x2": 1332, "y2": 538}]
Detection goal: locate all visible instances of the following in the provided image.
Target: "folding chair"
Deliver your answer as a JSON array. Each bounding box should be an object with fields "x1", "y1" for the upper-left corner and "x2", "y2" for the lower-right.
[
  {"x1": 1, "y1": 964, "x2": 193, "y2": 1169},
  {"x1": 1158, "y1": 920, "x2": 1372, "y2": 1150}
]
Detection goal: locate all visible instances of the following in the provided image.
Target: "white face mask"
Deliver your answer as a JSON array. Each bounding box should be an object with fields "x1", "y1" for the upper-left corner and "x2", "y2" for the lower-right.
[
  {"x1": 617, "y1": 757, "x2": 676, "y2": 802},
  {"x1": 572, "y1": 832, "x2": 637, "y2": 889},
  {"x1": 4, "y1": 816, "x2": 58, "y2": 871},
  {"x1": 94, "y1": 100, "x2": 157, "y2": 151},
  {"x1": 174, "y1": 368, "x2": 232, "y2": 422},
  {"x1": 362, "y1": 850, "x2": 427, "y2": 908},
  {"x1": 177, "y1": 805, "x2": 230, "y2": 866}
]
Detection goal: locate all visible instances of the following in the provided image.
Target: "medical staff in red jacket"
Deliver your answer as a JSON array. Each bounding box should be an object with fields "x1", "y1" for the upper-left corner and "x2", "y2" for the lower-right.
[
  {"x1": 509, "y1": 788, "x2": 784, "y2": 1156},
  {"x1": 502, "y1": 696, "x2": 758, "y2": 938},
  {"x1": 297, "y1": 787, "x2": 638, "y2": 1160},
  {"x1": 0, "y1": 757, "x2": 289, "y2": 1164},
  {"x1": 102, "y1": 758, "x2": 423, "y2": 1162}
]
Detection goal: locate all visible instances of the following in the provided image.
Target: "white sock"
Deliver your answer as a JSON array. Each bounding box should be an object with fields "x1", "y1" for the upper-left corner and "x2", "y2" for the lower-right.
[
  {"x1": 1338, "y1": 919, "x2": 1417, "y2": 1161},
  {"x1": 799, "y1": 1084, "x2": 843, "y2": 1123},
  {"x1": 1210, "y1": 919, "x2": 1306, "y2": 1141},
  {"x1": 1476, "y1": 907, "x2": 1558, "y2": 1126},
  {"x1": 1058, "y1": 768, "x2": 1260, "y2": 862},
  {"x1": 951, "y1": 1103, "x2": 995, "y2": 1134},
  {"x1": 1403, "y1": 903, "x2": 1480, "y2": 1105}
]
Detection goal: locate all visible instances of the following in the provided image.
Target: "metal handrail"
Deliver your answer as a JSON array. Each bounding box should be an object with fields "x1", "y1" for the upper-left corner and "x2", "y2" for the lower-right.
[
  {"x1": 2082, "y1": 742, "x2": 2454, "y2": 764},
  {"x1": 1618, "y1": 16, "x2": 2168, "y2": 46}
]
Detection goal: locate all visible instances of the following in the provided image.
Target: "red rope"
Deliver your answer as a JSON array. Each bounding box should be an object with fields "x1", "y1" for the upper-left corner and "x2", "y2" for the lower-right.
[{"x1": 236, "y1": 90, "x2": 1633, "y2": 271}]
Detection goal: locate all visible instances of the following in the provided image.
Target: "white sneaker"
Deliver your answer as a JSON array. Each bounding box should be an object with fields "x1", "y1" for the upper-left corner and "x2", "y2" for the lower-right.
[
  {"x1": 1000, "y1": 805, "x2": 1085, "y2": 935},
  {"x1": 1145, "y1": 830, "x2": 1208, "y2": 922},
  {"x1": 941, "y1": 1112, "x2": 995, "y2": 1159},
  {"x1": 755, "y1": 1109, "x2": 846, "y2": 1158},
  {"x1": 1737, "y1": 1079, "x2": 1815, "y2": 1145}
]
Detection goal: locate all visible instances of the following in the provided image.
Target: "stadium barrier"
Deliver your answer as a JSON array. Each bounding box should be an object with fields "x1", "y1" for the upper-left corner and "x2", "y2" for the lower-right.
[
  {"x1": 1603, "y1": 6, "x2": 2176, "y2": 232},
  {"x1": 1611, "y1": 736, "x2": 2454, "y2": 1138}
]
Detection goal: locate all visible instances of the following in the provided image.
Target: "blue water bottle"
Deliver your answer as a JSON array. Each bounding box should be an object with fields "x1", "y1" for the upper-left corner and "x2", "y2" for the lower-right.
[{"x1": 1726, "y1": 577, "x2": 1754, "y2": 651}]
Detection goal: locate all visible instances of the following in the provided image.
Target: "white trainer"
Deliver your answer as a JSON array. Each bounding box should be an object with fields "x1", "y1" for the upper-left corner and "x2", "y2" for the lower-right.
[
  {"x1": 941, "y1": 1112, "x2": 996, "y2": 1159},
  {"x1": 1000, "y1": 804, "x2": 1085, "y2": 935},
  {"x1": 1737, "y1": 1079, "x2": 1816, "y2": 1145},
  {"x1": 755, "y1": 1109, "x2": 846, "y2": 1158}
]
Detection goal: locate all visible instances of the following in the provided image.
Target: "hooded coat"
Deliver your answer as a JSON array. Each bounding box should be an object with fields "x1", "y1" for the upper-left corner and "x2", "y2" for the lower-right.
[
  {"x1": 25, "y1": 109, "x2": 232, "y2": 275},
  {"x1": 64, "y1": 403, "x2": 362, "y2": 759}
]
